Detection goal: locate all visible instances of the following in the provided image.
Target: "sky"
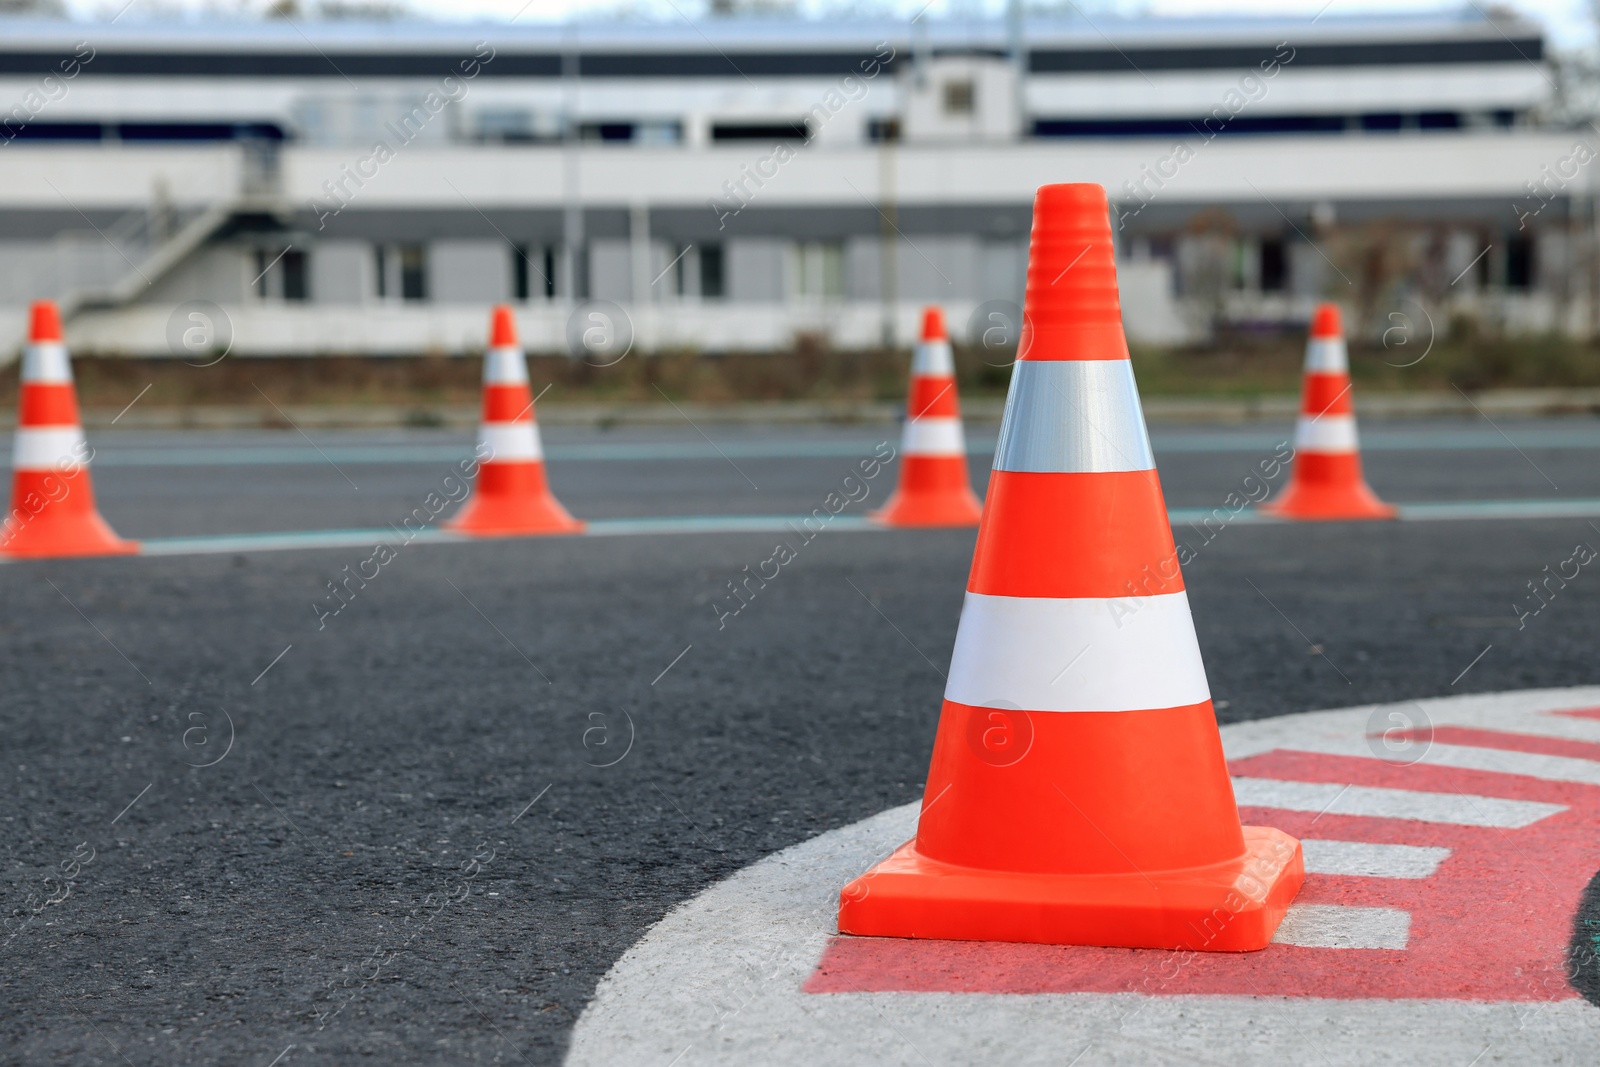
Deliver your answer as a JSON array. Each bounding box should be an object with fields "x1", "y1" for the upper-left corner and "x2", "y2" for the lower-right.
[{"x1": 77, "y1": 0, "x2": 1600, "y2": 50}]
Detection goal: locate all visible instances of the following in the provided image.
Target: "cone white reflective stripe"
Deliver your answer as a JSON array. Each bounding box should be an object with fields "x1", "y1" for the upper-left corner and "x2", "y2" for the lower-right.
[
  {"x1": 1305, "y1": 338, "x2": 1348, "y2": 373},
  {"x1": 901, "y1": 416, "x2": 966, "y2": 457},
  {"x1": 910, "y1": 339, "x2": 955, "y2": 377},
  {"x1": 484, "y1": 346, "x2": 529, "y2": 385},
  {"x1": 993, "y1": 360, "x2": 1154, "y2": 474},
  {"x1": 476, "y1": 422, "x2": 543, "y2": 462},
  {"x1": 1294, "y1": 414, "x2": 1359, "y2": 453},
  {"x1": 944, "y1": 590, "x2": 1212, "y2": 713},
  {"x1": 22, "y1": 343, "x2": 72, "y2": 383},
  {"x1": 13, "y1": 426, "x2": 88, "y2": 471}
]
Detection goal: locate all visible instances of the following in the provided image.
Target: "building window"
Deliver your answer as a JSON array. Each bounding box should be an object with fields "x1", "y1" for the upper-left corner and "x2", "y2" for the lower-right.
[
  {"x1": 1360, "y1": 112, "x2": 1404, "y2": 132},
  {"x1": 636, "y1": 121, "x2": 682, "y2": 145},
  {"x1": 1506, "y1": 235, "x2": 1534, "y2": 290},
  {"x1": 254, "y1": 246, "x2": 305, "y2": 301},
  {"x1": 670, "y1": 244, "x2": 724, "y2": 300},
  {"x1": 1259, "y1": 238, "x2": 1286, "y2": 292},
  {"x1": 794, "y1": 241, "x2": 844, "y2": 299},
  {"x1": 711, "y1": 120, "x2": 809, "y2": 142},
  {"x1": 867, "y1": 117, "x2": 901, "y2": 143},
  {"x1": 700, "y1": 244, "x2": 725, "y2": 299},
  {"x1": 580, "y1": 122, "x2": 636, "y2": 142},
  {"x1": 282, "y1": 249, "x2": 308, "y2": 302},
  {"x1": 1230, "y1": 239, "x2": 1251, "y2": 291},
  {"x1": 399, "y1": 245, "x2": 427, "y2": 302},
  {"x1": 513, "y1": 244, "x2": 530, "y2": 301},
  {"x1": 375, "y1": 244, "x2": 428, "y2": 302},
  {"x1": 943, "y1": 79, "x2": 976, "y2": 116},
  {"x1": 514, "y1": 244, "x2": 561, "y2": 301}
]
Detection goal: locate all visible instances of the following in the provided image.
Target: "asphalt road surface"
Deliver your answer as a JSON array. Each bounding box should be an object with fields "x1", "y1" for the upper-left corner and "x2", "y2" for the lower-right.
[{"x1": 4, "y1": 418, "x2": 1600, "y2": 1065}]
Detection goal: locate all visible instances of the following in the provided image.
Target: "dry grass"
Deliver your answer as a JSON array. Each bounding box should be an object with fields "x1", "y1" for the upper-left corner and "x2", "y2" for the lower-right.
[{"x1": 22, "y1": 328, "x2": 1600, "y2": 413}]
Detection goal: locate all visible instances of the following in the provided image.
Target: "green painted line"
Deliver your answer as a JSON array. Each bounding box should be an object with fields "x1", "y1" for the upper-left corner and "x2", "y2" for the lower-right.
[
  {"x1": 1172, "y1": 499, "x2": 1600, "y2": 524},
  {"x1": 70, "y1": 440, "x2": 930, "y2": 468},
  {"x1": 125, "y1": 514, "x2": 880, "y2": 558},
  {"x1": 138, "y1": 527, "x2": 463, "y2": 556},
  {"x1": 21, "y1": 498, "x2": 1600, "y2": 563},
  {"x1": 1397, "y1": 499, "x2": 1600, "y2": 521},
  {"x1": 30, "y1": 425, "x2": 1600, "y2": 469}
]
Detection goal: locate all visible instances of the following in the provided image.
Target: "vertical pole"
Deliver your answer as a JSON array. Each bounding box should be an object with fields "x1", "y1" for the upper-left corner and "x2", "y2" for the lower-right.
[
  {"x1": 1007, "y1": 0, "x2": 1026, "y2": 139},
  {"x1": 630, "y1": 201, "x2": 651, "y2": 304},
  {"x1": 630, "y1": 200, "x2": 651, "y2": 351},
  {"x1": 879, "y1": 140, "x2": 898, "y2": 349},
  {"x1": 561, "y1": 22, "x2": 583, "y2": 307}
]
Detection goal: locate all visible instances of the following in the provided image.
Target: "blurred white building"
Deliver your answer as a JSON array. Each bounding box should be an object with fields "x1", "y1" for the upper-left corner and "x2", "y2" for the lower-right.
[{"x1": 0, "y1": 7, "x2": 1586, "y2": 357}]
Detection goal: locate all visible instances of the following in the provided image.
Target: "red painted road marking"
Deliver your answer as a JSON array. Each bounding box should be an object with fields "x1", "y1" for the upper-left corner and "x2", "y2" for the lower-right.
[
  {"x1": 806, "y1": 708, "x2": 1600, "y2": 1001},
  {"x1": 1557, "y1": 707, "x2": 1600, "y2": 722}
]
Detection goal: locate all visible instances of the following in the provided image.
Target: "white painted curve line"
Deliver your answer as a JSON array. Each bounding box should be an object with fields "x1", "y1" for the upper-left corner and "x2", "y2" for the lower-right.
[
  {"x1": 1487, "y1": 711, "x2": 1600, "y2": 744},
  {"x1": 1281, "y1": 735, "x2": 1600, "y2": 787},
  {"x1": 1379, "y1": 742, "x2": 1600, "y2": 786},
  {"x1": 121, "y1": 516, "x2": 880, "y2": 560},
  {"x1": 1232, "y1": 777, "x2": 1566, "y2": 828},
  {"x1": 1300, "y1": 839, "x2": 1452, "y2": 879},
  {"x1": 1271, "y1": 905, "x2": 1411, "y2": 950}
]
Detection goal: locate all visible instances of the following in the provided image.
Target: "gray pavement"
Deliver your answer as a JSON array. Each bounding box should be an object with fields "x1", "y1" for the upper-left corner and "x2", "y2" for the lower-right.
[{"x1": 3, "y1": 419, "x2": 1600, "y2": 1064}]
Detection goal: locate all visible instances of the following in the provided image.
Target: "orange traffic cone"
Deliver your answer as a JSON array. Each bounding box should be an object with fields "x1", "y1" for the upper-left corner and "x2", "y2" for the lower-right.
[
  {"x1": 1, "y1": 302, "x2": 137, "y2": 559},
  {"x1": 447, "y1": 306, "x2": 583, "y2": 537},
  {"x1": 837, "y1": 184, "x2": 1303, "y2": 951},
  {"x1": 1259, "y1": 303, "x2": 1395, "y2": 520},
  {"x1": 870, "y1": 307, "x2": 983, "y2": 527}
]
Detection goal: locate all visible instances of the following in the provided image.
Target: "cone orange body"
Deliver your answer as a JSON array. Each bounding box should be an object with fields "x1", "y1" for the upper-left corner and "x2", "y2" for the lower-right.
[
  {"x1": 1259, "y1": 304, "x2": 1395, "y2": 520},
  {"x1": 870, "y1": 307, "x2": 983, "y2": 527},
  {"x1": 1, "y1": 302, "x2": 137, "y2": 558},
  {"x1": 837, "y1": 185, "x2": 1304, "y2": 951},
  {"x1": 447, "y1": 306, "x2": 583, "y2": 537}
]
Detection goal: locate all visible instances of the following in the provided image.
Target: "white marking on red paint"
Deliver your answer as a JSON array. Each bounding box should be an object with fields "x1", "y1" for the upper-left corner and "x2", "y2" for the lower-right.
[
  {"x1": 805, "y1": 700, "x2": 1600, "y2": 1001},
  {"x1": 1271, "y1": 904, "x2": 1412, "y2": 949},
  {"x1": 1299, "y1": 839, "x2": 1451, "y2": 879},
  {"x1": 1229, "y1": 776, "x2": 1565, "y2": 827},
  {"x1": 567, "y1": 690, "x2": 1600, "y2": 1067}
]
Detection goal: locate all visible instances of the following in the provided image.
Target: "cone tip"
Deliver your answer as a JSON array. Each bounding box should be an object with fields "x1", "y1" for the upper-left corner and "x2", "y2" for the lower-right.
[
  {"x1": 1310, "y1": 303, "x2": 1343, "y2": 339},
  {"x1": 920, "y1": 306, "x2": 946, "y2": 342},
  {"x1": 1034, "y1": 182, "x2": 1111, "y2": 217},
  {"x1": 29, "y1": 301, "x2": 62, "y2": 343},
  {"x1": 489, "y1": 305, "x2": 518, "y2": 347},
  {"x1": 1020, "y1": 183, "x2": 1126, "y2": 361}
]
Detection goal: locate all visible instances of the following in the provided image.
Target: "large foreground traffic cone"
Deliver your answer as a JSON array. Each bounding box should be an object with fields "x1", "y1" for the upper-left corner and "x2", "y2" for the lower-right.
[
  {"x1": 1, "y1": 302, "x2": 137, "y2": 559},
  {"x1": 837, "y1": 184, "x2": 1303, "y2": 951},
  {"x1": 1259, "y1": 304, "x2": 1395, "y2": 520},
  {"x1": 447, "y1": 306, "x2": 583, "y2": 537},
  {"x1": 871, "y1": 307, "x2": 983, "y2": 527}
]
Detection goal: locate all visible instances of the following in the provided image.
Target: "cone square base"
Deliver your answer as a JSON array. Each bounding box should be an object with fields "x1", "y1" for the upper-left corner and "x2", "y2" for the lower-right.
[
  {"x1": 838, "y1": 826, "x2": 1303, "y2": 951},
  {"x1": 869, "y1": 488, "x2": 983, "y2": 528},
  {"x1": 445, "y1": 500, "x2": 585, "y2": 537},
  {"x1": 1258, "y1": 482, "x2": 1397, "y2": 521},
  {"x1": 1, "y1": 513, "x2": 139, "y2": 559},
  {"x1": 445, "y1": 467, "x2": 585, "y2": 538}
]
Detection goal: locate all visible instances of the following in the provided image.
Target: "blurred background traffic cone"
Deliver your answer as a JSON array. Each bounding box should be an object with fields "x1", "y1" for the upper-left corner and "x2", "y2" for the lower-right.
[
  {"x1": 1, "y1": 302, "x2": 138, "y2": 559},
  {"x1": 447, "y1": 306, "x2": 583, "y2": 537},
  {"x1": 838, "y1": 184, "x2": 1302, "y2": 950},
  {"x1": 1260, "y1": 304, "x2": 1396, "y2": 520},
  {"x1": 870, "y1": 307, "x2": 983, "y2": 527}
]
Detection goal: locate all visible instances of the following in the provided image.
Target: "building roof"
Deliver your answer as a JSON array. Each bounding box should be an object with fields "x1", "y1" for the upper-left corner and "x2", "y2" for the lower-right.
[{"x1": 0, "y1": 8, "x2": 1544, "y2": 72}]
